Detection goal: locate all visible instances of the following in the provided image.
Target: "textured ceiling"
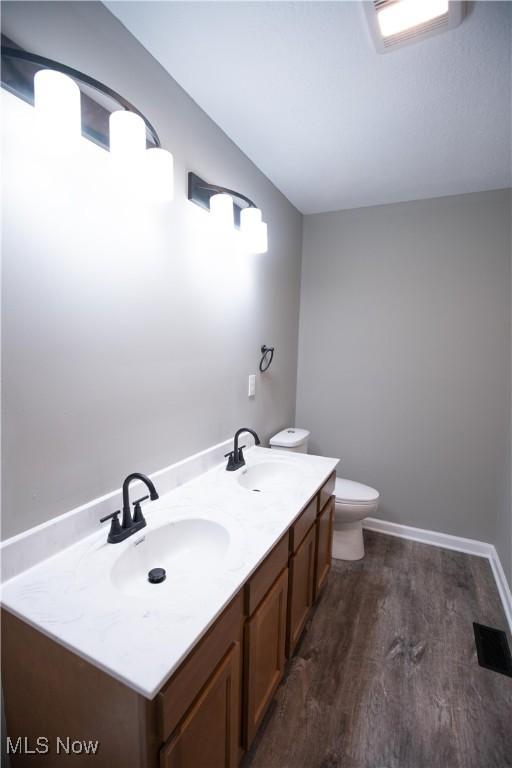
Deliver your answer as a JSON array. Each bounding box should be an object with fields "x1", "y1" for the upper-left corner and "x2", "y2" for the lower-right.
[{"x1": 107, "y1": 1, "x2": 511, "y2": 214}]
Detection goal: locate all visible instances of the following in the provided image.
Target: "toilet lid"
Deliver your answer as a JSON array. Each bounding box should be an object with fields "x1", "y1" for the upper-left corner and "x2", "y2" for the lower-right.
[
  {"x1": 269, "y1": 428, "x2": 310, "y2": 448},
  {"x1": 335, "y1": 478, "x2": 379, "y2": 503}
]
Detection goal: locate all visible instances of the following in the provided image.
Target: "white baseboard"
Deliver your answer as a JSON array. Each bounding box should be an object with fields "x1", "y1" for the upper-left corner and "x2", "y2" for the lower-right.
[
  {"x1": 363, "y1": 517, "x2": 512, "y2": 635},
  {"x1": 363, "y1": 517, "x2": 495, "y2": 557},
  {"x1": 488, "y1": 553, "x2": 512, "y2": 638}
]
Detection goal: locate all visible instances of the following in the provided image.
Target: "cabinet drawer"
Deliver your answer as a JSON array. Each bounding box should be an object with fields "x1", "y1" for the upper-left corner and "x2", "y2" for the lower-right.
[
  {"x1": 287, "y1": 525, "x2": 316, "y2": 657},
  {"x1": 244, "y1": 567, "x2": 288, "y2": 748},
  {"x1": 245, "y1": 535, "x2": 289, "y2": 616},
  {"x1": 290, "y1": 496, "x2": 317, "y2": 553},
  {"x1": 319, "y1": 472, "x2": 336, "y2": 514},
  {"x1": 158, "y1": 592, "x2": 243, "y2": 742},
  {"x1": 160, "y1": 642, "x2": 240, "y2": 768},
  {"x1": 314, "y1": 496, "x2": 334, "y2": 598}
]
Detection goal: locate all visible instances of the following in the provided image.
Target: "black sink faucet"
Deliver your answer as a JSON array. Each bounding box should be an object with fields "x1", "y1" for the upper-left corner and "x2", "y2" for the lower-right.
[
  {"x1": 122, "y1": 472, "x2": 159, "y2": 527},
  {"x1": 100, "y1": 472, "x2": 159, "y2": 543},
  {"x1": 225, "y1": 428, "x2": 261, "y2": 471}
]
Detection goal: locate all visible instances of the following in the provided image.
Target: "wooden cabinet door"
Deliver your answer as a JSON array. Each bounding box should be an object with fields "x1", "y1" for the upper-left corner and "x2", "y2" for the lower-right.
[
  {"x1": 158, "y1": 594, "x2": 242, "y2": 743},
  {"x1": 244, "y1": 568, "x2": 288, "y2": 748},
  {"x1": 287, "y1": 524, "x2": 315, "y2": 657},
  {"x1": 314, "y1": 496, "x2": 334, "y2": 598},
  {"x1": 160, "y1": 642, "x2": 240, "y2": 768},
  {"x1": 319, "y1": 472, "x2": 336, "y2": 514}
]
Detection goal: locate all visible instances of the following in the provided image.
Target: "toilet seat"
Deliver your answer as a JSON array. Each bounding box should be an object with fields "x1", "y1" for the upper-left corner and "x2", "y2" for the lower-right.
[{"x1": 335, "y1": 478, "x2": 379, "y2": 505}]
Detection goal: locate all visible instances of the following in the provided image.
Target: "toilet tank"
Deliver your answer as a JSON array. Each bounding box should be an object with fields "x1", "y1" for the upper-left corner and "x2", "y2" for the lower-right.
[{"x1": 269, "y1": 428, "x2": 310, "y2": 453}]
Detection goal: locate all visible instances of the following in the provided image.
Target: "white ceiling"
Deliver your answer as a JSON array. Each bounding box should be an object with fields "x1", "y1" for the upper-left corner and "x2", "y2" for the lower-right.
[{"x1": 107, "y1": 1, "x2": 511, "y2": 214}]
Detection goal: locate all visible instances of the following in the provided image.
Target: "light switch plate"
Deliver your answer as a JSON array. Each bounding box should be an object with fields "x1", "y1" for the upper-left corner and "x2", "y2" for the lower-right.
[{"x1": 248, "y1": 374, "x2": 256, "y2": 398}]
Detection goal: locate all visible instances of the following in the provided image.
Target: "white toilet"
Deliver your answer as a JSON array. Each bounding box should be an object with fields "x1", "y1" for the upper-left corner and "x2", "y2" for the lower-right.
[
  {"x1": 332, "y1": 478, "x2": 379, "y2": 560},
  {"x1": 269, "y1": 428, "x2": 380, "y2": 561}
]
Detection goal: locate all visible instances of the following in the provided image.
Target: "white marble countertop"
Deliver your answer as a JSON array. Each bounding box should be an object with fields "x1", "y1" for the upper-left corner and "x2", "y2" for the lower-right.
[{"x1": 1, "y1": 447, "x2": 338, "y2": 699}]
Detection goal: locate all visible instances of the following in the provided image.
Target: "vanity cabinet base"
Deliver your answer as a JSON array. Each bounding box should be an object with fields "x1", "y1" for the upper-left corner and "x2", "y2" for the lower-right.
[
  {"x1": 287, "y1": 524, "x2": 316, "y2": 657},
  {"x1": 315, "y1": 495, "x2": 334, "y2": 598},
  {"x1": 2, "y1": 474, "x2": 336, "y2": 768},
  {"x1": 243, "y1": 567, "x2": 288, "y2": 749},
  {"x1": 160, "y1": 642, "x2": 241, "y2": 768},
  {"x1": 1, "y1": 609, "x2": 159, "y2": 768}
]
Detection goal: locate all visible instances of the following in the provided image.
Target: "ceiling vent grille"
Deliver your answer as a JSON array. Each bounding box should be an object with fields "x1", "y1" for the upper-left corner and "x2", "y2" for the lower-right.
[{"x1": 364, "y1": 1, "x2": 464, "y2": 54}]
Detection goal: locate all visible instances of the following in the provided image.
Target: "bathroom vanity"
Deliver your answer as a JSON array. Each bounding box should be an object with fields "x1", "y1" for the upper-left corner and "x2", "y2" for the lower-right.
[{"x1": 1, "y1": 449, "x2": 337, "y2": 767}]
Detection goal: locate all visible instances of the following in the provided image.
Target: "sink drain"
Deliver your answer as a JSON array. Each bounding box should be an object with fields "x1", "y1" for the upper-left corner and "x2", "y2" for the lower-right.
[
  {"x1": 252, "y1": 489, "x2": 261, "y2": 493},
  {"x1": 148, "y1": 567, "x2": 166, "y2": 584}
]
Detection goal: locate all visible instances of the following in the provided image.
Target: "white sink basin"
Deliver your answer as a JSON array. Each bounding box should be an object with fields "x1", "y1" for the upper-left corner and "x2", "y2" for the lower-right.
[
  {"x1": 238, "y1": 461, "x2": 304, "y2": 493},
  {"x1": 110, "y1": 518, "x2": 230, "y2": 598}
]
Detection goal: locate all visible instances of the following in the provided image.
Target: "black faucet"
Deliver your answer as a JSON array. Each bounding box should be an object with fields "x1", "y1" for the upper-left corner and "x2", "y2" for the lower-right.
[
  {"x1": 100, "y1": 472, "x2": 159, "y2": 544},
  {"x1": 225, "y1": 428, "x2": 261, "y2": 471}
]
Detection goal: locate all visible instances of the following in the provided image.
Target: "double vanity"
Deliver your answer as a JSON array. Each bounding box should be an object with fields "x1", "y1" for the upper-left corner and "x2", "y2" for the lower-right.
[{"x1": 2, "y1": 442, "x2": 338, "y2": 767}]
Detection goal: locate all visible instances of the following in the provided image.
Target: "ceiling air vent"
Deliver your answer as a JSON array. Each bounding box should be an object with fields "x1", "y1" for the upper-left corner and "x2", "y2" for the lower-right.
[{"x1": 364, "y1": 0, "x2": 464, "y2": 54}]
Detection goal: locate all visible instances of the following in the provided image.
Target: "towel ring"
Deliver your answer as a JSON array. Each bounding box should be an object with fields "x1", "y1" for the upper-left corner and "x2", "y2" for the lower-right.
[{"x1": 259, "y1": 345, "x2": 275, "y2": 373}]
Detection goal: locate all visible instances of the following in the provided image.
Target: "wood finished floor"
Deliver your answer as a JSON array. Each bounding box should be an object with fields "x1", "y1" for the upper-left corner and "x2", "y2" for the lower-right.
[{"x1": 242, "y1": 530, "x2": 512, "y2": 768}]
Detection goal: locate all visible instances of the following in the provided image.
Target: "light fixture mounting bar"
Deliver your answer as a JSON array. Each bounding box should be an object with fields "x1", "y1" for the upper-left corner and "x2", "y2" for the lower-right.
[
  {"x1": 188, "y1": 172, "x2": 257, "y2": 229},
  {"x1": 0, "y1": 35, "x2": 160, "y2": 150}
]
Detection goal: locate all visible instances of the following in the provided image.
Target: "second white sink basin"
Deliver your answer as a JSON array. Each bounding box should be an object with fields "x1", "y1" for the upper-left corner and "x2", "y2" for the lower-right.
[
  {"x1": 110, "y1": 518, "x2": 230, "y2": 598},
  {"x1": 238, "y1": 460, "x2": 304, "y2": 493}
]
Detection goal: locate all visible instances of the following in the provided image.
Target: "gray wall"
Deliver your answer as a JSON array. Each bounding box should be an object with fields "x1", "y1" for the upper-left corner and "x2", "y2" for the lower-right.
[
  {"x1": 297, "y1": 190, "x2": 511, "y2": 585},
  {"x1": 1, "y1": 1, "x2": 302, "y2": 540},
  {"x1": 496, "y1": 201, "x2": 512, "y2": 584}
]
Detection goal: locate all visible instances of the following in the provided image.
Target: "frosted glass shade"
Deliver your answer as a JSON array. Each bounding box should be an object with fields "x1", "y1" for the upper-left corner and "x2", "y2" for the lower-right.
[
  {"x1": 109, "y1": 110, "x2": 146, "y2": 160},
  {"x1": 254, "y1": 221, "x2": 268, "y2": 255},
  {"x1": 240, "y1": 206, "x2": 262, "y2": 233},
  {"x1": 241, "y1": 207, "x2": 267, "y2": 253},
  {"x1": 241, "y1": 207, "x2": 263, "y2": 253},
  {"x1": 210, "y1": 193, "x2": 234, "y2": 231},
  {"x1": 144, "y1": 148, "x2": 174, "y2": 203},
  {"x1": 34, "y1": 69, "x2": 81, "y2": 154}
]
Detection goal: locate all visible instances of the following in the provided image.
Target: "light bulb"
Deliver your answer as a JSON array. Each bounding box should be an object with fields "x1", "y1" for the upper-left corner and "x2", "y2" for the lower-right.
[
  {"x1": 34, "y1": 69, "x2": 81, "y2": 155},
  {"x1": 144, "y1": 147, "x2": 174, "y2": 203}
]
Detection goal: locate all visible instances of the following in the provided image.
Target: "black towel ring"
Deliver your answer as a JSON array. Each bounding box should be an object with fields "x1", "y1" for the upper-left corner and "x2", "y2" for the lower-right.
[{"x1": 259, "y1": 345, "x2": 275, "y2": 373}]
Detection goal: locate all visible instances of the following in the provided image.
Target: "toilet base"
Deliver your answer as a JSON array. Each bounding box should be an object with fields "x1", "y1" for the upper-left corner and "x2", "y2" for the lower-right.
[{"x1": 332, "y1": 520, "x2": 365, "y2": 561}]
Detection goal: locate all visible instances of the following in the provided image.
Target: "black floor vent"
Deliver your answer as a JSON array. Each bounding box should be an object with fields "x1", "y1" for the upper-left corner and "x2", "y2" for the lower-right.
[{"x1": 473, "y1": 623, "x2": 512, "y2": 677}]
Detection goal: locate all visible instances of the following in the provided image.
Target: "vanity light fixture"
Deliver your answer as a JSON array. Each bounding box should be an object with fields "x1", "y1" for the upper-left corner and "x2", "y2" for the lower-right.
[
  {"x1": 188, "y1": 172, "x2": 268, "y2": 254},
  {"x1": 1, "y1": 41, "x2": 174, "y2": 201}
]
